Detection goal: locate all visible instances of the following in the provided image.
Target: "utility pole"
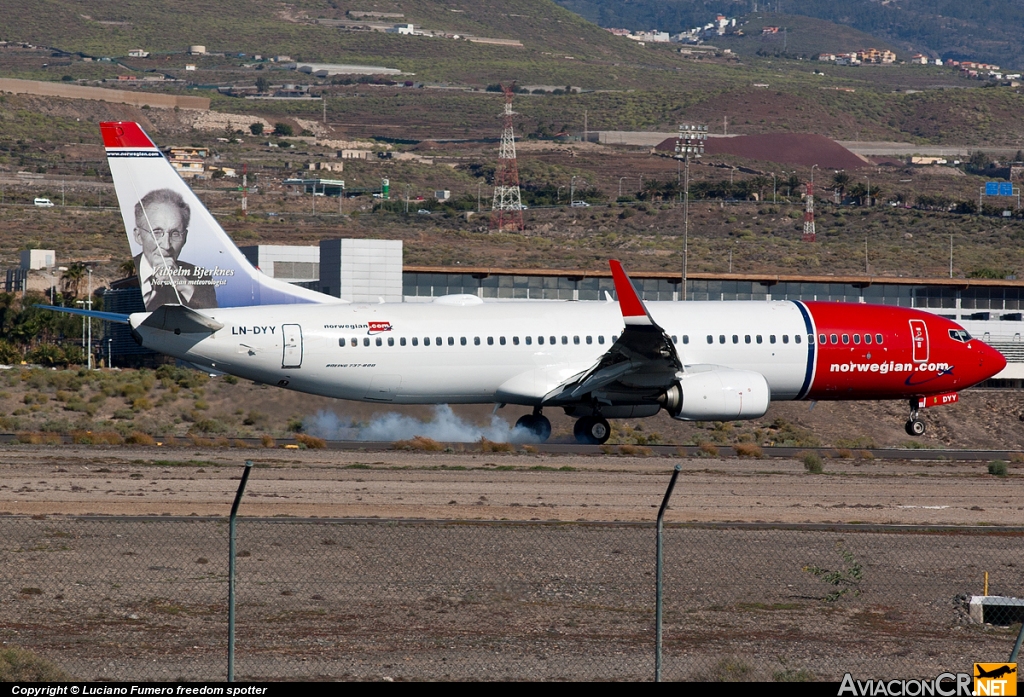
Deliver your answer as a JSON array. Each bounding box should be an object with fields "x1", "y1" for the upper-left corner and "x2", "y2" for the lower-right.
[{"x1": 676, "y1": 123, "x2": 707, "y2": 300}]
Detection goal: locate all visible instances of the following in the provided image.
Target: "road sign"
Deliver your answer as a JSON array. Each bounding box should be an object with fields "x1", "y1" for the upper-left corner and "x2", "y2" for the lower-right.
[
  {"x1": 999, "y1": 182, "x2": 1014, "y2": 196},
  {"x1": 986, "y1": 182, "x2": 1000, "y2": 196}
]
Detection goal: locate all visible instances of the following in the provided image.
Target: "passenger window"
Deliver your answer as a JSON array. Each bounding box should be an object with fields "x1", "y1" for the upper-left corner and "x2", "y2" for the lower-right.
[
  {"x1": 526, "y1": 336, "x2": 532, "y2": 345},
  {"x1": 864, "y1": 334, "x2": 872, "y2": 345},
  {"x1": 424, "y1": 337, "x2": 430, "y2": 346},
  {"x1": 782, "y1": 335, "x2": 789, "y2": 344},
  {"x1": 683, "y1": 335, "x2": 689, "y2": 344},
  {"x1": 500, "y1": 337, "x2": 507, "y2": 345},
  {"x1": 400, "y1": 337, "x2": 407, "y2": 346},
  {"x1": 550, "y1": 336, "x2": 556, "y2": 345},
  {"x1": 732, "y1": 335, "x2": 739, "y2": 344},
  {"x1": 338, "y1": 339, "x2": 345, "y2": 347},
  {"x1": 460, "y1": 337, "x2": 467, "y2": 346},
  {"x1": 875, "y1": 334, "x2": 883, "y2": 344},
  {"x1": 447, "y1": 337, "x2": 454, "y2": 346},
  {"x1": 376, "y1": 337, "x2": 382, "y2": 347},
  {"x1": 388, "y1": 337, "x2": 394, "y2": 347},
  {"x1": 487, "y1": 337, "x2": 494, "y2": 345},
  {"x1": 744, "y1": 335, "x2": 751, "y2": 344},
  {"x1": 830, "y1": 334, "x2": 838, "y2": 344},
  {"x1": 598, "y1": 336, "x2": 605, "y2": 345},
  {"x1": 474, "y1": 337, "x2": 480, "y2": 345},
  {"x1": 807, "y1": 334, "x2": 813, "y2": 345},
  {"x1": 719, "y1": 335, "x2": 726, "y2": 344},
  {"x1": 412, "y1": 337, "x2": 419, "y2": 346},
  {"x1": 513, "y1": 336, "x2": 520, "y2": 345},
  {"x1": 436, "y1": 337, "x2": 442, "y2": 346},
  {"x1": 586, "y1": 336, "x2": 593, "y2": 344},
  {"x1": 842, "y1": 334, "x2": 850, "y2": 344},
  {"x1": 573, "y1": 336, "x2": 579, "y2": 345},
  {"x1": 671, "y1": 335, "x2": 677, "y2": 344},
  {"x1": 819, "y1": 334, "x2": 827, "y2": 344},
  {"x1": 795, "y1": 335, "x2": 801, "y2": 344},
  {"x1": 756, "y1": 335, "x2": 763, "y2": 344},
  {"x1": 364, "y1": 338, "x2": 370, "y2": 347},
  {"x1": 770, "y1": 335, "x2": 776, "y2": 344},
  {"x1": 707, "y1": 335, "x2": 713, "y2": 344},
  {"x1": 538, "y1": 336, "x2": 544, "y2": 345},
  {"x1": 853, "y1": 334, "x2": 860, "y2": 344}
]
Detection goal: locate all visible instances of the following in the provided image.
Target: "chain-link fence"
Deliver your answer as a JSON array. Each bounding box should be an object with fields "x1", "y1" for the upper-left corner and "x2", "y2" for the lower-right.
[{"x1": 1, "y1": 517, "x2": 1021, "y2": 681}]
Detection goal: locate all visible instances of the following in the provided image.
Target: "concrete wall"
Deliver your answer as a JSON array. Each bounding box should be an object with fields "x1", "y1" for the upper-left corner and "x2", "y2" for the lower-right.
[{"x1": 0, "y1": 78, "x2": 210, "y2": 110}]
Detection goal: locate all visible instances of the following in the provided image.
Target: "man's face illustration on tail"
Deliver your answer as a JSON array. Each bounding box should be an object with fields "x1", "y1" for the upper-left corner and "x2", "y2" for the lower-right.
[{"x1": 133, "y1": 190, "x2": 190, "y2": 268}]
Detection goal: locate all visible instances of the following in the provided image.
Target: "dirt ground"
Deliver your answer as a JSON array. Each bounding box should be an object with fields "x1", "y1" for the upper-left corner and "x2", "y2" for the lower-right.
[{"x1": 0, "y1": 444, "x2": 1020, "y2": 525}]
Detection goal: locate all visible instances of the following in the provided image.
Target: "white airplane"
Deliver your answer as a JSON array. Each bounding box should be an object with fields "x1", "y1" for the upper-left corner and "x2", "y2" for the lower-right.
[{"x1": 43, "y1": 122, "x2": 1006, "y2": 444}]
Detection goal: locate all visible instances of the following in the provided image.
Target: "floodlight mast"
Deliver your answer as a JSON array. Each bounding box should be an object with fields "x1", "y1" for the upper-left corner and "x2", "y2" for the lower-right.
[{"x1": 676, "y1": 124, "x2": 706, "y2": 301}]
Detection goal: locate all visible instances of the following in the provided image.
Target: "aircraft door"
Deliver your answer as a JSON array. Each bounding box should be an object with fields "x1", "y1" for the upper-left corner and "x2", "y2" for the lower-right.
[
  {"x1": 282, "y1": 324, "x2": 303, "y2": 369},
  {"x1": 909, "y1": 319, "x2": 929, "y2": 363}
]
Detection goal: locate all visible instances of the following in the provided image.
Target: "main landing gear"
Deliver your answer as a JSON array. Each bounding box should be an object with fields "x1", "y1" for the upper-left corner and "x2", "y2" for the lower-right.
[
  {"x1": 515, "y1": 409, "x2": 552, "y2": 442},
  {"x1": 574, "y1": 415, "x2": 611, "y2": 445},
  {"x1": 905, "y1": 398, "x2": 926, "y2": 436}
]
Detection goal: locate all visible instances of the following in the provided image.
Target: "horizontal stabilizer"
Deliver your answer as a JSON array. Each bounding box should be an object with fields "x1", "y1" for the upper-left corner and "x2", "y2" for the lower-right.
[
  {"x1": 138, "y1": 305, "x2": 224, "y2": 334},
  {"x1": 35, "y1": 305, "x2": 130, "y2": 324}
]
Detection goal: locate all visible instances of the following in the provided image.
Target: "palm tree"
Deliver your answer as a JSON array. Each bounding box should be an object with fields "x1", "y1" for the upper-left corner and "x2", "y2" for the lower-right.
[{"x1": 60, "y1": 262, "x2": 88, "y2": 303}]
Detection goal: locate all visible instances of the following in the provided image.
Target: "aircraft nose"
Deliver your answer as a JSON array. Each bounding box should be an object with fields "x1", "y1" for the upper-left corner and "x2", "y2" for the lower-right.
[{"x1": 977, "y1": 341, "x2": 1007, "y2": 381}]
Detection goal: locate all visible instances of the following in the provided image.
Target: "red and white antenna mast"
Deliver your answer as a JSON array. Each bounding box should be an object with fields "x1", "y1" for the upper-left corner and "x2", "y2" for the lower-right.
[
  {"x1": 491, "y1": 82, "x2": 524, "y2": 232},
  {"x1": 803, "y1": 180, "x2": 816, "y2": 242}
]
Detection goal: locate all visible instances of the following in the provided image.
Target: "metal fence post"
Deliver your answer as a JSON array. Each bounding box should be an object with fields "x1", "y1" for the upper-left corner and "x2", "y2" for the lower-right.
[
  {"x1": 656, "y1": 464, "x2": 682, "y2": 682},
  {"x1": 228, "y1": 460, "x2": 254, "y2": 682},
  {"x1": 1010, "y1": 621, "x2": 1024, "y2": 662}
]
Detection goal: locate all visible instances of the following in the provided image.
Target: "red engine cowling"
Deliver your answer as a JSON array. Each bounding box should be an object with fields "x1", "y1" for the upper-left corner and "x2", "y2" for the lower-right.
[{"x1": 662, "y1": 367, "x2": 771, "y2": 421}]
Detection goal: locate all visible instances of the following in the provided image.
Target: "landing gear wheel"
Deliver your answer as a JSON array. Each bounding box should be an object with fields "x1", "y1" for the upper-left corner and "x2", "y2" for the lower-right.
[
  {"x1": 574, "y1": 416, "x2": 611, "y2": 445},
  {"x1": 515, "y1": 414, "x2": 552, "y2": 442},
  {"x1": 905, "y1": 419, "x2": 926, "y2": 437}
]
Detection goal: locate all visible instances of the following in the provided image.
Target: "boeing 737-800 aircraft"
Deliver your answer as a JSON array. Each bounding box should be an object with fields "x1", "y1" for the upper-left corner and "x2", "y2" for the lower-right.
[{"x1": 43, "y1": 122, "x2": 1007, "y2": 444}]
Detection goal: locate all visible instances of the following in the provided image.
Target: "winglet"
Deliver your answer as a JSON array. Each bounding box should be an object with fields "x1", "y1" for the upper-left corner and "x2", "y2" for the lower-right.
[
  {"x1": 100, "y1": 121, "x2": 157, "y2": 149},
  {"x1": 609, "y1": 259, "x2": 655, "y2": 326}
]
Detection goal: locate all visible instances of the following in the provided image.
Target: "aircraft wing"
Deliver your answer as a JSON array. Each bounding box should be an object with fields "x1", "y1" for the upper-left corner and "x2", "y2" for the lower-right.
[{"x1": 543, "y1": 260, "x2": 682, "y2": 406}]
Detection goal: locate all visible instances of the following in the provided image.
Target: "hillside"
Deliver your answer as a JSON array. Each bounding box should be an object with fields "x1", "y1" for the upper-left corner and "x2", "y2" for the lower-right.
[{"x1": 555, "y1": 0, "x2": 1024, "y2": 69}]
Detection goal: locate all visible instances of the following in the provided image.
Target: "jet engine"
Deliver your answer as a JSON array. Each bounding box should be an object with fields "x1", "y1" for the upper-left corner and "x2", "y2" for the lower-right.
[{"x1": 661, "y1": 367, "x2": 770, "y2": 421}]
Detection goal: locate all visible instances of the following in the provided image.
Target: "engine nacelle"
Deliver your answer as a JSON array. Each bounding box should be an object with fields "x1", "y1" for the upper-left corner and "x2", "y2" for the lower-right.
[{"x1": 662, "y1": 367, "x2": 770, "y2": 421}]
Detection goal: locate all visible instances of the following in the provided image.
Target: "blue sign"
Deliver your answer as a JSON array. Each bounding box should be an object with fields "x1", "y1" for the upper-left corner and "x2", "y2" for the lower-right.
[
  {"x1": 999, "y1": 182, "x2": 1014, "y2": 196},
  {"x1": 986, "y1": 182, "x2": 1000, "y2": 196}
]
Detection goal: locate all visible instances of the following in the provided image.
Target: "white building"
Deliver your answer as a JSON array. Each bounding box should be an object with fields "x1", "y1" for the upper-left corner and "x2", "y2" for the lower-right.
[
  {"x1": 20, "y1": 249, "x2": 55, "y2": 271},
  {"x1": 319, "y1": 239, "x2": 402, "y2": 302},
  {"x1": 239, "y1": 245, "x2": 320, "y2": 286}
]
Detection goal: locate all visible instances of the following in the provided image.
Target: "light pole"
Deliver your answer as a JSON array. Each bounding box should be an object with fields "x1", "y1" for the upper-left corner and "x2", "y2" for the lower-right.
[
  {"x1": 676, "y1": 123, "x2": 707, "y2": 301},
  {"x1": 477, "y1": 181, "x2": 482, "y2": 212},
  {"x1": 866, "y1": 175, "x2": 871, "y2": 206},
  {"x1": 771, "y1": 173, "x2": 777, "y2": 204},
  {"x1": 87, "y1": 268, "x2": 92, "y2": 371},
  {"x1": 570, "y1": 176, "x2": 576, "y2": 206},
  {"x1": 811, "y1": 164, "x2": 819, "y2": 187},
  {"x1": 557, "y1": 185, "x2": 565, "y2": 204},
  {"x1": 618, "y1": 177, "x2": 630, "y2": 199}
]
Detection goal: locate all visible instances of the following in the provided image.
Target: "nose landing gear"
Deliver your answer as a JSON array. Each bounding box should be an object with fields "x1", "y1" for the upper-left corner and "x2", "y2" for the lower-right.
[
  {"x1": 905, "y1": 398, "x2": 926, "y2": 436},
  {"x1": 574, "y1": 415, "x2": 611, "y2": 445}
]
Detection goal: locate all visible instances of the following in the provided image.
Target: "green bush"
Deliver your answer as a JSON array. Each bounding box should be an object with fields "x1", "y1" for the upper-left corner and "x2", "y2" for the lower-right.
[
  {"x1": 800, "y1": 451, "x2": 824, "y2": 474},
  {"x1": 0, "y1": 646, "x2": 69, "y2": 680},
  {"x1": 987, "y1": 460, "x2": 1008, "y2": 476}
]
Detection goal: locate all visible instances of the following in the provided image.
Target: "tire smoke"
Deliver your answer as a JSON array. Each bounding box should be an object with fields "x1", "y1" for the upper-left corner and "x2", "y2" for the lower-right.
[{"x1": 302, "y1": 405, "x2": 542, "y2": 443}]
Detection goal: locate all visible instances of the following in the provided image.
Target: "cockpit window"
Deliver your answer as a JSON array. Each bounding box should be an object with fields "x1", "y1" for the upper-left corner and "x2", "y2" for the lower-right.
[{"x1": 948, "y1": 329, "x2": 972, "y2": 342}]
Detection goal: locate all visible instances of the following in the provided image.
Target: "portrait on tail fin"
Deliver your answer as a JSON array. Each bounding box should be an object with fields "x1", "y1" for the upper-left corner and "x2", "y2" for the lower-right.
[{"x1": 132, "y1": 188, "x2": 219, "y2": 311}]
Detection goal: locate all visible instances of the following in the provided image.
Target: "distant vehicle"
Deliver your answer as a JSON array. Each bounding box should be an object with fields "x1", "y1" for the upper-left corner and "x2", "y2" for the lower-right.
[
  {"x1": 518, "y1": 204, "x2": 529, "y2": 210},
  {"x1": 570, "y1": 201, "x2": 590, "y2": 208},
  {"x1": 33, "y1": 198, "x2": 55, "y2": 207},
  {"x1": 417, "y1": 209, "x2": 431, "y2": 215},
  {"x1": 372, "y1": 193, "x2": 383, "y2": 198}
]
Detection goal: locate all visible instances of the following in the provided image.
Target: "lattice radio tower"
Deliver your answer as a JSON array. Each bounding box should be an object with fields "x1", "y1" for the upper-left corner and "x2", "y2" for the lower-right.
[
  {"x1": 803, "y1": 181, "x2": 816, "y2": 242},
  {"x1": 491, "y1": 83, "x2": 524, "y2": 232}
]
